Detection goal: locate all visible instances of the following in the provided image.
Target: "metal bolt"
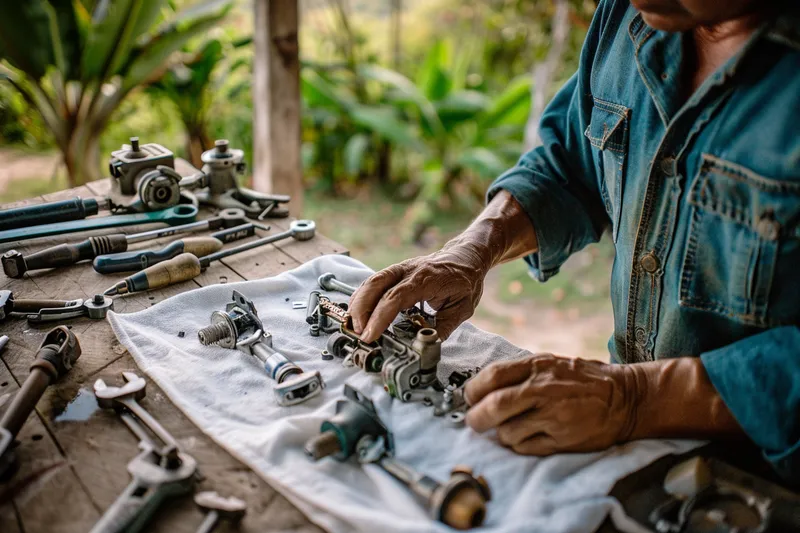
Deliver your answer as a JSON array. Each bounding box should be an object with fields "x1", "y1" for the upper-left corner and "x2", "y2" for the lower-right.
[
  {"x1": 93, "y1": 294, "x2": 104, "y2": 305},
  {"x1": 130, "y1": 137, "x2": 140, "y2": 152},
  {"x1": 198, "y1": 321, "x2": 234, "y2": 346},
  {"x1": 318, "y1": 273, "x2": 356, "y2": 296}
]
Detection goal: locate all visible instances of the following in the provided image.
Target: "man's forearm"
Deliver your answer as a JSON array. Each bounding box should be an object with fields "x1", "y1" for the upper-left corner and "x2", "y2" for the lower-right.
[
  {"x1": 446, "y1": 190, "x2": 538, "y2": 270},
  {"x1": 622, "y1": 357, "x2": 744, "y2": 441}
]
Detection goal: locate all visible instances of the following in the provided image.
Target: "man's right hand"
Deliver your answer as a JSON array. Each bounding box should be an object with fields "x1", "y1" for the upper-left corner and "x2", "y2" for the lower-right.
[{"x1": 348, "y1": 241, "x2": 491, "y2": 342}]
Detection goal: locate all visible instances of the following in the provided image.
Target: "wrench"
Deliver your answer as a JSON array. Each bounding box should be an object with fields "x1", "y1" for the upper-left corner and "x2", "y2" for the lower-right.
[
  {"x1": 0, "y1": 204, "x2": 199, "y2": 244},
  {"x1": 91, "y1": 372, "x2": 197, "y2": 533},
  {"x1": 0, "y1": 326, "x2": 81, "y2": 481},
  {"x1": 0, "y1": 290, "x2": 113, "y2": 324},
  {"x1": 194, "y1": 491, "x2": 247, "y2": 533}
]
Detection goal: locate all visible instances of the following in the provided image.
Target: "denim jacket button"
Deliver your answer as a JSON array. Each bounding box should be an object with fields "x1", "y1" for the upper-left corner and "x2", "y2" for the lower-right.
[
  {"x1": 660, "y1": 157, "x2": 676, "y2": 176},
  {"x1": 635, "y1": 327, "x2": 647, "y2": 345},
  {"x1": 640, "y1": 252, "x2": 659, "y2": 273},
  {"x1": 757, "y1": 216, "x2": 780, "y2": 241}
]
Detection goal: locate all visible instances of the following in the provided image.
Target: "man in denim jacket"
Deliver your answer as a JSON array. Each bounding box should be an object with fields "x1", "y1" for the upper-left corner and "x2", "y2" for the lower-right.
[{"x1": 349, "y1": 0, "x2": 800, "y2": 482}]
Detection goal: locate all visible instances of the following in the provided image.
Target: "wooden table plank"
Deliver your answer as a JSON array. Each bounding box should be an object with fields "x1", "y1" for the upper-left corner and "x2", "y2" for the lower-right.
[{"x1": 0, "y1": 175, "x2": 340, "y2": 532}]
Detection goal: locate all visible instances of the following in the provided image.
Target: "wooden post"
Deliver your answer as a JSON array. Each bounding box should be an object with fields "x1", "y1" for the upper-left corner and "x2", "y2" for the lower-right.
[{"x1": 253, "y1": 0, "x2": 304, "y2": 215}]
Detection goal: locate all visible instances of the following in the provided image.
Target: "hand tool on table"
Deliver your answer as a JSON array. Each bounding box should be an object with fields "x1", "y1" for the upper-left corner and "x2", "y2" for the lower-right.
[
  {"x1": 0, "y1": 204, "x2": 199, "y2": 245},
  {"x1": 179, "y1": 140, "x2": 291, "y2": 220},
  {"x1": 104, "y1": 219, "x2": 316, "y2": 296},
  {"x1": 0, "y1": 290, "x2": 113, "y2": 323},
  {"x1": 0, "y1": 326, "x2": 81, "y2": 481},
  {"x1": 93, "y1": 222, "x2": 261, "y2": 274},
  {"x1": 198, "y1": 290, "x2": 325, "y2": 406},
  {"x1": 317, "y1": 273, "x2": 358, "y2": 296},
  {"x1": 305, "y1": 384, "x2": 491, "y2": 530},
  {"x1": 2, "y1": 208, "x2": 250, "y2": 278},
  {"x1": 91, "y1": 372, "x2": 198, "y2": 533},
  {"x1": 194, "y1": 491, "x2": 247, "y2": 533},
  {"x1": 0, "y1": 197, "x2": 105, "y2": 231}
]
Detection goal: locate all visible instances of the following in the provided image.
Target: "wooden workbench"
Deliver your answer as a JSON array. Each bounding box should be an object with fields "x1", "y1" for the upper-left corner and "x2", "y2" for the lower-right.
[{"x1": 0, "y1": 176, "x2": 346, "y2": 533}]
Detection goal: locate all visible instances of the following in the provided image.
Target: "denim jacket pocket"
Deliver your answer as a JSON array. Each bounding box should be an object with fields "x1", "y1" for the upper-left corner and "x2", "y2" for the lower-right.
[
  {"x1": 584, "y1": 97, "x2": 630, "y2": 242},
  {"x1": 680, "y1": 154, "x2": 800, "y2": 327}
]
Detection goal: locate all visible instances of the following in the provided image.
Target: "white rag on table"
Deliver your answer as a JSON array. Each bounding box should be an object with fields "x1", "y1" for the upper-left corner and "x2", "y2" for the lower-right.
[{"x1": 108, "y1": 254, "x2": 699, "y2": 533}]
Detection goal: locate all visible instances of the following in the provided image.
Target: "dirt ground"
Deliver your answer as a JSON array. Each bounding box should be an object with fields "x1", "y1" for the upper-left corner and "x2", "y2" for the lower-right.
[{"x1": 0, "y1": 147, "x2": 60, "y2": 195}]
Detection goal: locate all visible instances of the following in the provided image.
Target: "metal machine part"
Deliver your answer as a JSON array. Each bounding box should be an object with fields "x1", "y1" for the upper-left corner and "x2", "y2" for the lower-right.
[
  {"x1": 197, "y1": 290, "x2": 324, "y2": 406},
  {"x1": 109, "y1": 137, "x2": 175, "y2": 197},
  {"x1": 305, "y1": 385, "x2": 491, "y2": 530},
  {"x1": 0, "y1": 326, "x2": 81, "y2": 481},
  {"x1": 0, "y1": 290, "x2": 113, "y2": 323},
  {"x1": 0, "y1": 204, "x2": 199, "y2": 244},
  {"x1": 0, "y1": 197, "x2": 101, "y2": 231},
  {"x1": 179, "y1": 140, "x2": 291, "y2": 219},
  {"x1": 317, "y1": 273, "x2": 357, "y2": 296},
  {"x1": 91, "y1": 372, "x2": 197, "y2": 533},
  {"x1": 194, "y1": 491, "x2": 247, "y2": 533},
  {"x1": 103, "y1": 220, "x2": 315, "y2": 296}
]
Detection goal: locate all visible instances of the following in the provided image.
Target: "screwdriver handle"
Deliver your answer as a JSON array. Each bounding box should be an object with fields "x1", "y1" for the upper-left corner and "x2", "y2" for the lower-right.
[
  {"x1": 2, "y1": 234, "x2": 129, "y2": 278},
  {"x1": 93, "y1": 237, "x2": 223, "y2": 274},
  {"x1": 120, "y1": 253, "x2": 202, "y2": 293}
]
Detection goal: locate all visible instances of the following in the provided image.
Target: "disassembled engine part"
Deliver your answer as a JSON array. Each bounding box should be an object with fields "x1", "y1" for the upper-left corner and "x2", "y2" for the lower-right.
[
  {"x1": 109, "y1": 136, "x2": 174, "y2": 197},
  {"x1": 180, "y1": 140, "x2": 291, "y2": 219},
  {"x1": 104, "y1": 220, "x2": 315, "y2": 296},
  {"x1": 0, "y1": 197, "x2": 101, "y2": 232},
  {"x1": 198, "y1": 290, "x2": 324, "y2": 406},
  {"x1": 317, "y1": 273, "x2": 357, "y2": 296},
  {"x1": 1, "y1": 208, "x2": 252, "y2": 278},
  {"x1": 194, "y1": 491, "x2": 247, "y2": 533},
  {"x1": 0, "y1": 290, "x2": 113, "y2": 324},
  {"x1": 0, "y1": 204, "x2": 199, "y2": 244},
  {"x1": 0, "y1": 326, "x2": 81, "y2": 481},
  {"x1": 91, "y1": 372, "x2": 197, "y2": 533},
  {"x1": 305, "y1": 385, "x2": 491, "y2": 530}
]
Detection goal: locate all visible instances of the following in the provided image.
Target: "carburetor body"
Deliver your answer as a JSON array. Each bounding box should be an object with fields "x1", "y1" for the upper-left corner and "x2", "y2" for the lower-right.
[{"x1": 109, "y1": 137, "x2": 177, "y2": 211}]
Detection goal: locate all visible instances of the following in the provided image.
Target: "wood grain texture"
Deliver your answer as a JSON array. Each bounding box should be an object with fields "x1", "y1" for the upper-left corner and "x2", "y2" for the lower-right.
[{"x1": 0, "y1": 176, "x2": 336, "y2": 533}]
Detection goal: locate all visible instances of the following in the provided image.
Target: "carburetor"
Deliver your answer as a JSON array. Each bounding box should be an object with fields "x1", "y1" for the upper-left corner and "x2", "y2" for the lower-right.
[
  {"x1": 199, "y1": 290, "x2": 324, "y2": 406},
  {"x1": 108, "y1": 137, "x2": 182, "y2": 212}
]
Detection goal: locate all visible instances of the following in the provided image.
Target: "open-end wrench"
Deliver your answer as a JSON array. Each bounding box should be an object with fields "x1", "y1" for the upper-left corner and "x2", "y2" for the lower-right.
[
  {"x1": 194, "y1": 491, "x2": 247, "y2": 533},
  {"x1": 2, "y1": 208, "x2": 253, "y2": 278},
  {"x1": 91, "y1": 372, "x2": 197, "y2": 533},
  {"x1": 0, "y1": 290, "x2": 113, "y2": 324},
  {"x1": 0, "y1": 326, "x2": 81, "y2": 481},
  {"x1": 0, "y1": 204, "x2": 199, "y2": 244}
]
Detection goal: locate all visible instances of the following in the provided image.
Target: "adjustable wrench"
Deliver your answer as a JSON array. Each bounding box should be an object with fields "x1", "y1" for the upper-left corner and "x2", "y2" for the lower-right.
[
  {"x1": 91, "y1": 372, "x2": 197, "y2": 533},
  {"x1": 0, "y1": 326, "x2": 81, "y2": 480},
  {"x1": 0, "y1": 290, "x2": 113, "y2": 324}
]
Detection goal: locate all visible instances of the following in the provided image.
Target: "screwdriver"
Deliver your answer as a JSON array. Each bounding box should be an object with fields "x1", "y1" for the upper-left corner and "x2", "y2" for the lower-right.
[
  {"x1": 92, "y1": 223, "x2": 261, "y2": 274},
  {"x1": 1, "y1": 208, "x2": 254, "y2": 278},
  {"x1": 103, "y1": 220, "x2": 316, "y2": 296}
]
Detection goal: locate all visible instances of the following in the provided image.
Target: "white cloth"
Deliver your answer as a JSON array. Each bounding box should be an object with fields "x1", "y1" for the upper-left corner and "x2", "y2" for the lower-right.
[{"x1": 108, "y1": 254, "x2": 699, "y2": 533}]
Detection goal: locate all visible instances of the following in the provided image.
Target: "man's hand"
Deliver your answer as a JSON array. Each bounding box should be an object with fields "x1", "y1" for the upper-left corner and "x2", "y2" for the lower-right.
[
  {"x1": 349, "y1": 242, "x2": 489, "y2": 342},
  {"x1": 465, "y1": 354, "x2": 637, "y2": 455}
]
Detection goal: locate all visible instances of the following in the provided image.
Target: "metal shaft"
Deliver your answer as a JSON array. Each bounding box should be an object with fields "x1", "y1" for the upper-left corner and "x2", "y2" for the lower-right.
[
  {"x1": 195, "y1": 511, "x2": 220, "y2": 533},
  {"x1": 251, "y1": 342, "x2": 301, "y2": 383},
  {"x1": 199, "y1": 227, "x2": 294, "y2": 267},
  {"x1": 0, "y1": 369, "x2": 52, "y2": 437},
  {"x1": 119, "y1": 397, "x2": 180, "y2": 458},
  {"x1": 378, "y1": 456, "x2": 439, "y2": 501},
  {"x1": 125, "y1": 219, "x2": 212, "y2": 244}
]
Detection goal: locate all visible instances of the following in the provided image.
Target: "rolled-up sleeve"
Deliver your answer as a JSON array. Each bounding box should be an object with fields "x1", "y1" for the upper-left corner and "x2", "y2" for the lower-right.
[
  {"x1": 486, "y1": 3, "x2": 612, "y2": 281},
  {"x1": 701, "y1": 326, "x2": 800, "y2": 483}
]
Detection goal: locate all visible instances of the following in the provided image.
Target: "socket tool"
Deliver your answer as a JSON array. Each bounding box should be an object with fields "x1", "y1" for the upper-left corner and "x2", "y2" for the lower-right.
[
  {"x1": 198, "y1": 290, "x2": 324, "y2": 406},
  {"x1": 180, "y1": 140, "x2": 291, "y2": 219},
  {"x1": 194, "y1": 491, "x2": 247, "y2": 533},
  {"x1": 91, "y1": 372, "x2": 197, "y2": 533},
  {"x1": 305, "y1": 385, "x2": 491, "y2": 530},
  {"x1": 93, "y1": 222, "x2": 260, "y2": 274},
  {"x1": 1, "y1": 208, "x2": 249, "y2": 278},
  {"x1": 0, "y1": 290, "x2": 113, "y2": 323},
  {"x1": 104, "y1": 220, "x2": 316, "y2": 296},
  {"x1": 0, "y1": 197, "x2": 102, "y2": 231},
  {"x1": 0, "y1": 204, "x2": 199, "y2": 245},
  {"x1": 0, "y1": 326, "x2": 81, "y2": 481}
]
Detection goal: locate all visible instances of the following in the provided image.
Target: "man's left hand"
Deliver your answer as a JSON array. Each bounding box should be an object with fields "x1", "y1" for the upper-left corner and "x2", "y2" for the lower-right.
[{"x1": 464, "y1": 354, "x2": 638, "y2": 455}]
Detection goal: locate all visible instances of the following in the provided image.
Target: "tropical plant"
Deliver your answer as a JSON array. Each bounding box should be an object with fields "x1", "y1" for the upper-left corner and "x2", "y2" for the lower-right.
[
  {"x1": 146, "y1": 34, "x2": 251, "y2": 167},
  {"x1": 0, "y1": 0, "x2": 231, "y2": 185}
]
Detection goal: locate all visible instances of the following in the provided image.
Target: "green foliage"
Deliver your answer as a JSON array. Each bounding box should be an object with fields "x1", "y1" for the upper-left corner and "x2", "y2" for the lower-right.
[{"x1": 0, "y1": 0, "x2": 231, "y2": 184}]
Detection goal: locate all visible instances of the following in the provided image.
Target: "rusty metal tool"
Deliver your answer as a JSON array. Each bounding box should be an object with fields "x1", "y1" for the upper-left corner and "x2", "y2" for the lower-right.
[
  {"x1": 198, "y1": 290, "x2": 324, "y2": 406},
  {"x1": 0, "y1": 290, "x2": 113, "y2": 324},
  {"x1": 103, "y1": 220, "x2": 316, "y2": 296},
  {"x1": 0, "y1": 326, "x2": 81, "y2": 481},
  {"x1": 194, "y1": 491, "x2": 247, "y2": 533},
  {"x1": 305, "y1": 384, "x2": 491, "y2": 530},
  {"x1": 91, "y1": 372, "x2": 197, "y2": 533},
  {"x1": 92, "y1": 222, "x2": 261, "y2": 274},
  {"x1": 317, "y1": 273, "x2": 358, "y2": 296},
  {"x1": 2, "y1": 208, "x2": 251, "y2": 278}
]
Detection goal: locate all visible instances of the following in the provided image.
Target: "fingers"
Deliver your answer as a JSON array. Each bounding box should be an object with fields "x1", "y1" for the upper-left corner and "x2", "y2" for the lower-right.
[
  {"x1": 464, "y1": 358, "x2": 533, "y2": 407},
  {"x1": 466, "y1": 382, "x2": 540, "y2": 433},
  {"x1": 349, "y1": 264, "x2": 406, "y2": 334},
  {"x1": 511, "y1": 434, "x2": 560, "y2": 456},
  {"x1": 360, "y1": 278, "x2": 424, "y2": 342}
]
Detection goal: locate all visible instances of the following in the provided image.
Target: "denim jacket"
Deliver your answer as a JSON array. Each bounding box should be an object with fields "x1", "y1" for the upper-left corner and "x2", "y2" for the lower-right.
[{"x1": 488, "y1": 0, "x2": 800, "y2": 481}]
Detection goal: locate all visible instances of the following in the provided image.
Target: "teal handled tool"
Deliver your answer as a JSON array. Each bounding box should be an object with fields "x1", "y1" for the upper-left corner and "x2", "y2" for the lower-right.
[
  {"x1": 0, "y1": 204, "x2": 198, "y2": 245},
  {"x1": 92, "y1": 222, "x2": 261, "y2": 274},
  {"x1": 0, "y1": 197, "x2": 104, "y2": 231}
]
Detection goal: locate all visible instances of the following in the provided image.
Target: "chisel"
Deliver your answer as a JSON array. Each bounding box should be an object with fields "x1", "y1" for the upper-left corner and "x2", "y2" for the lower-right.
[
  {"x1": 103, "y1": 220, "x2": 316, "y2": 296},
  {"x1": 1, "y1": 208, "x2": 254, "y2": 278},
  {"x1": 92, "y1": 223, "x2": 260, "y2": 274}
]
